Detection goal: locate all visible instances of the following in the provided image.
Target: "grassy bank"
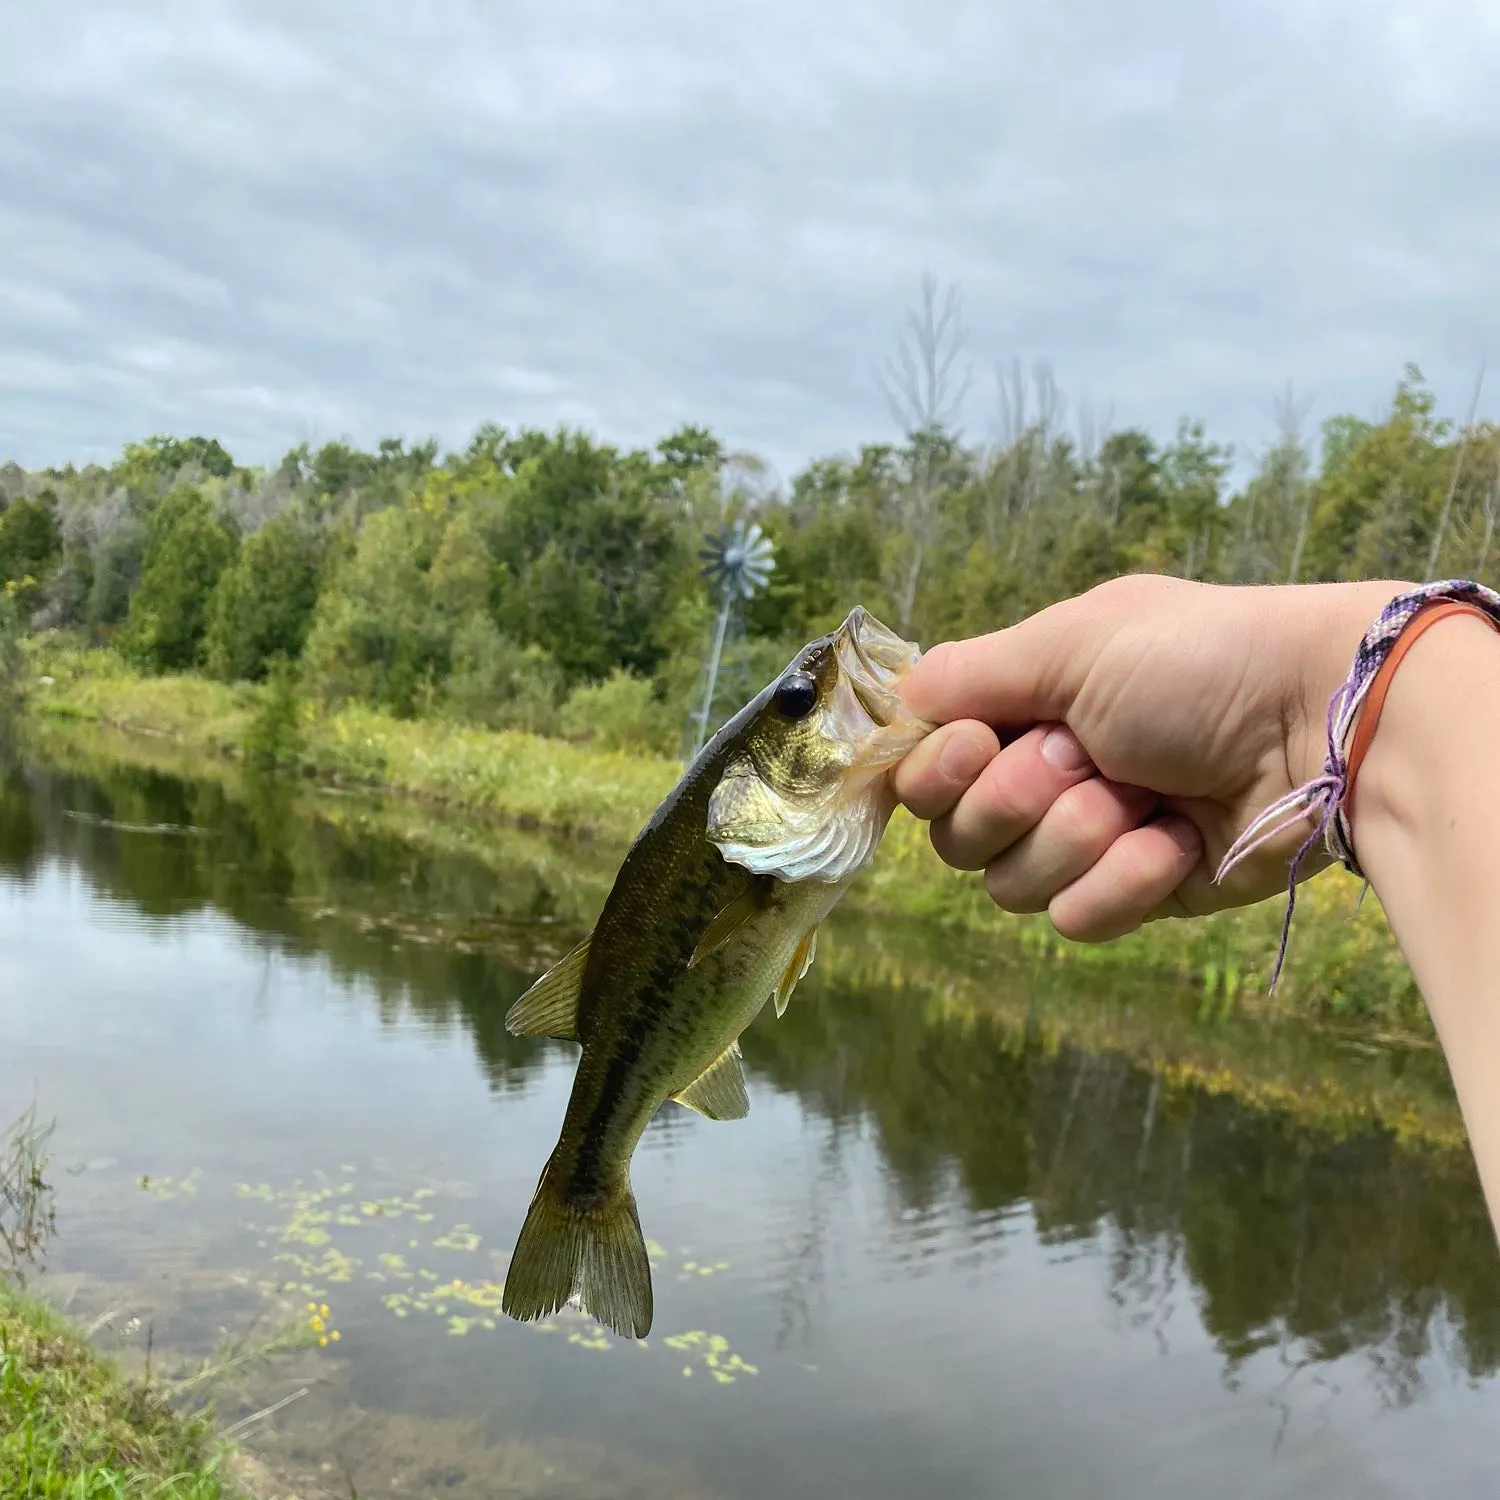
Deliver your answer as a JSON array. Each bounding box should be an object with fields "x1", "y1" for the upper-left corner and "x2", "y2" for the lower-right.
[
  {"x1": 0, "y1": 1282, "x2": 252, "y2": 1498},
  {"x1": 21, "y1": 639, "x2": 1425, "y2": 1030}
]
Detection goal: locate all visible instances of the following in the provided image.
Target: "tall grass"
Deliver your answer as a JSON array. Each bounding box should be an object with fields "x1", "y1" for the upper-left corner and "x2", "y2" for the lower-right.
[
  {"x1": 0, "y1": 1284, "x2": 251, "y2": 1499},
  {"x1": 0, "y1": 1105, "x2": 56, "y2": 1281}
]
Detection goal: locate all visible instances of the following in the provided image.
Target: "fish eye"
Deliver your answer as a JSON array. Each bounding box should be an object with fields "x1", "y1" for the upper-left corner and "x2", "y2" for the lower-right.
[{"x1": 773, "y1": 671, "x2": 818, "y2": 720}]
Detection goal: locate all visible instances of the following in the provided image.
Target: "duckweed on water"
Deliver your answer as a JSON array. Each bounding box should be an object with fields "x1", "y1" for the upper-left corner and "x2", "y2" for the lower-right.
[
  {"x1": 142, "y1": 1168, "x2": 762, "y2": 1388},
  {"x1": 665, "y1": 1331, "x2": 759, "y2": 1384},
  {"x1": 138, "y1": 1167, "x2": 203, "y2": 1200},
  {"x1": 679, "y1": 1259, "x2": 732, "y2": 1280}
]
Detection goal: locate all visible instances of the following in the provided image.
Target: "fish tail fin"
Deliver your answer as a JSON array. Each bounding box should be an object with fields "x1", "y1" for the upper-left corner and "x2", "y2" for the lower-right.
[{"x1": 501, "y1": 1154, "x2": 653, "y2": 1339}]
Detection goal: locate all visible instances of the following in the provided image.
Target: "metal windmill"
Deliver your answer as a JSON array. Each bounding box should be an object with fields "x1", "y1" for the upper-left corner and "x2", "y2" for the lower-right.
[{"x1": 690, "y1": 518, "x2": 775, "y2": 755}]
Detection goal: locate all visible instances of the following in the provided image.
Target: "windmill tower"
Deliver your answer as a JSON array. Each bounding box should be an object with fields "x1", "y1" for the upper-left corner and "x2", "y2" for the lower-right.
[{"x1": 689, "y1": 518, "x2": 775, "y2": 757}]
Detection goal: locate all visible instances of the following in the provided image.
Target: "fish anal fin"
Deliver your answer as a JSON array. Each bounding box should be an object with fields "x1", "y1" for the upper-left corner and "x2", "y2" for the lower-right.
[
  {"x1": 689, "y1": 889, "x2": 764, "y2": 969},
  {"x1": 774, "y1": 928, "x2": 818, "y2": 1019},
  {"x1": 505, "y1": 932, "x2": 591, "y2": 1040},
  {"x1": 673, "y1": 1042, "x2": 749, "y2": 1121}
]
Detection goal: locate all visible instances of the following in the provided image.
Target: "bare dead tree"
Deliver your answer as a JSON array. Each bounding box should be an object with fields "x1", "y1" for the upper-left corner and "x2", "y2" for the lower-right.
[
  {"x1": 1076, "y1": 397, "x2": 1113, "y2": 473},
  {"x1": 1424, "y1": 360, "x2": 1487, "y2": 581},
  {"x1": 1278, "y1": 383, "x2": 1317, "y2": 584},
  {"x1": 987, "y1": 357, "x2": 1066, "y2": 550},
  {"x1": 881, "y1": 273, "x2": 973, "y2": 436},
  {"x1": 1474, "y1": 454, "x2": 1500, "y2": 577},
  {"x1": 877, "y1": 274, "x2": 973, "y2": 635}
]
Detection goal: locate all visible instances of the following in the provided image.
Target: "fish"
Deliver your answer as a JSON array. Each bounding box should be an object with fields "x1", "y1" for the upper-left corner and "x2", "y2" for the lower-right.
[{"x1": 498, "y1": 605, "x2": 933, "y2": 1338}]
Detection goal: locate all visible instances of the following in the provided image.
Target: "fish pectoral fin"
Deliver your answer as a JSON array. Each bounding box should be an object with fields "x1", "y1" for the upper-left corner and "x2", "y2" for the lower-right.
[
  {"x1": 774, "y1": 928, "x2": 818, "y2": 1019},
  {"x1": 505, "y1": 932, "x2": 591, "y2": 1040},
  {"x1": 689, "y1": 888, "x2": 765, "y2": 969},
  {"x1": 673, "y1": 1042, "x2": 750, "y2": 1121}
]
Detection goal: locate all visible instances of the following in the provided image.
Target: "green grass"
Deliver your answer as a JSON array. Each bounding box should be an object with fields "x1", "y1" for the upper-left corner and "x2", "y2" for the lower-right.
[
  {"x1": 21, "y1": 638, "x2": 1427, "y2": 1032},
  {"x1": 0, "y1": 1283, "x2": 248, "y2": 1498}
]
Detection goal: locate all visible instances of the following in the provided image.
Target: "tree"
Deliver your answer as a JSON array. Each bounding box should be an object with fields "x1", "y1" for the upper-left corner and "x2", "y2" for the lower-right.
[
  {"x1": 300, "y1": 501, "x2": 448, "y2": 714},
  {"x1": 490, "y1": 429, "x2": 686, "y2": 684},
  {"x1": 744, "y1": 450, "x2": 893, "y2": 643},
  {"x1": 1304, "y1": 368, "x2": 1449, "y2": 581},
  {"x1": 878, "y1": 274, "x2": 973, "y2": 634},
  {"x1": 1157, "y1": 419, "x2": 1232, "y2": 579},
  {"x1": 86, "y1": 516, "x2": 148, "y2": 630},
  {"x1": 656, "y1": 425, "x2": 724, "y2": 475},
  {"x1": 119, "y1": 487, "x2": 239, "y2": 671},
  {"x1": 0, "y1": 493, "x2": 63, "y2": 611},
  {"x1": 203, "y1": 509, "x2": 326, "y2": 681},
  {"x1": 1424, "y1": 362, "x2": 1486, "y2": 580}
]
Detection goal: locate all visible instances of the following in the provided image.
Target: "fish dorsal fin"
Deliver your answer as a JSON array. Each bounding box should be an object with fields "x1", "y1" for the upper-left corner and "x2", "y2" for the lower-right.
[
  {"x1": 774, "y1": 928, "x2": 818, "y2": 1018},
  {"x1": 689, "y1": 888, "x2": 764, "y2": 969},
  {"x1": 505, "y1": 932, "x2": 591, "y2": 1040},
  {"x1": 673, "y1": 1042, "x2": 749, "y2": 1120}
]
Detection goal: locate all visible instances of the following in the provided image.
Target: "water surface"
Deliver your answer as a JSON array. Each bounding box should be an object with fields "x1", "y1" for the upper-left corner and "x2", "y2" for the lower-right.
[{"x1": 2, "y1": 743, "x2": 1498, "y2": 1499}]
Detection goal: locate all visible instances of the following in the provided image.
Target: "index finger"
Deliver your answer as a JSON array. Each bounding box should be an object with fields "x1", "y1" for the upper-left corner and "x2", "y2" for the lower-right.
[
  {"x1": 904, "y1": 601, "x2": 1086, "y2": 728},
  {"x1": 893, "y1": 719, "x2": 1002, "y2": 820}
]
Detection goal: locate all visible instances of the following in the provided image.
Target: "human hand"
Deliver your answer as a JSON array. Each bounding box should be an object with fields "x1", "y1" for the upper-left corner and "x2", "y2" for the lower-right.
[{"x1": 894, "y1": 574, "x2": 1411, "y2": 940}]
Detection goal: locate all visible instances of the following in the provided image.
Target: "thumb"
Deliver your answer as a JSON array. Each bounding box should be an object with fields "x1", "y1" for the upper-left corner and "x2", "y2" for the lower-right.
[{"x1": 902, "y1": 597, "x2": 1093, "y2": 728}]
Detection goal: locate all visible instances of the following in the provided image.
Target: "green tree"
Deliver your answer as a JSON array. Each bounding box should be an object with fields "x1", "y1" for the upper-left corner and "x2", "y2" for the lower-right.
[
  {"x1": 119, "y1": 487, "x2": 239, "y2": 671},
  {"x1": 1303, "y1": 369, "x2": 1451, "y2": 580},
  {"x1": 0, "y1": 494, "x2": 63, "y2": 611},
  {"x1": 656, "y1": 424, "x2": 724, "y2": 476},
  {"x1": 86, "y1": 519, "x2": 147, "y2": 630},
  {"x1": 490, "y1": 430, "x2": 686, "y2": 684},
  {"x1": 203, "y1": 509, "x2": 326, "y2": 681},
  {"x1": 301, "y1": 498, "x2": 451, "y2": 714},
  {"x1": 745, "y1": 450, "x2": 893, "y2": 642}
]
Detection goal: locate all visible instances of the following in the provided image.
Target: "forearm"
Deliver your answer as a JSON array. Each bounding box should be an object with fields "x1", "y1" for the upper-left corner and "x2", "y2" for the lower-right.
[{"x1": 1350, "y1": 610, "x2": 1500, "y2": 1227}]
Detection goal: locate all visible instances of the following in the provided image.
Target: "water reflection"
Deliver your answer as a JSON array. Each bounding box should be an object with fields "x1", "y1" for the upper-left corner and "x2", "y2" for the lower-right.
[{"x1": 2, "y1": 736, "x2": 1498, "y2": 1496}]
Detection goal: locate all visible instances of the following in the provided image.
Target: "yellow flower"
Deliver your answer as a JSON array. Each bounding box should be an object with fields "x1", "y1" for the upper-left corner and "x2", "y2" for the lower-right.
[
  {"x1": 330, "y1": 1330, "x2": 341, "y2": 1343},
  {"x1": 318, "y1": 1335, "x2": 329, "y2": 1347},
  {"x1": 309, "y1": 1317, "x2": 324, "y2": 1333}
]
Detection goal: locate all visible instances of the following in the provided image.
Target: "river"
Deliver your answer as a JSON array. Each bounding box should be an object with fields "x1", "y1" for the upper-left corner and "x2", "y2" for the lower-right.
[{"x1": 2, "y1": 732, "x2": 1498, "y2": 1498}]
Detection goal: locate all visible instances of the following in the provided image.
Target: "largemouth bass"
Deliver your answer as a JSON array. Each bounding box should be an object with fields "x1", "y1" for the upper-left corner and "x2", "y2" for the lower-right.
[{"x1": 499, "y1": 606, "x2": 933, "y2": 1337}]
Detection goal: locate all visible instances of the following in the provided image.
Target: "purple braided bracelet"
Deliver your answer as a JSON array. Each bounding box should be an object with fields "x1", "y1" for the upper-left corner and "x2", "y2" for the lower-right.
[{"x1": 1214, "y1": 578, "x2": 1500, "y2": 990}]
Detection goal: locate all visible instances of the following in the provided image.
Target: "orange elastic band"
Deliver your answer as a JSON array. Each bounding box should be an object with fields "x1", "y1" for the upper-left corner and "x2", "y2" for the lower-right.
[{"x1": 1344, "y1": 599, "x2": 1500, "y2": 837}]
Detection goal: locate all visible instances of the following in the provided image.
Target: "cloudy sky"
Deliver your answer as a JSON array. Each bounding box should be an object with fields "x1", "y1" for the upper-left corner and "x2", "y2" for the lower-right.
[{"x1": 3, "y1": 0, "x2": 1498, "y2": 483}]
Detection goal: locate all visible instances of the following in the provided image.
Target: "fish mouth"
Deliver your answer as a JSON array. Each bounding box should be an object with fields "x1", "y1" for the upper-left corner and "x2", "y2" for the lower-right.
[{"x1": 832, "y1": 606, "x2": 922, "y2": 726}]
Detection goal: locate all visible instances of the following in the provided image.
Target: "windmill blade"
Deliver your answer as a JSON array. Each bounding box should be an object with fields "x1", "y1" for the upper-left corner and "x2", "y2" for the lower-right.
[{"x1": 699, "y1": 518, "x2": 775, "y2": 601}]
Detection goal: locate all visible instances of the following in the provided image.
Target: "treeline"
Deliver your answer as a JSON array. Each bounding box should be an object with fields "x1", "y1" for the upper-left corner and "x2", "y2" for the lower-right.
[{"x1": 2, "y1": 352, "x2": 1496, "y2": 755}]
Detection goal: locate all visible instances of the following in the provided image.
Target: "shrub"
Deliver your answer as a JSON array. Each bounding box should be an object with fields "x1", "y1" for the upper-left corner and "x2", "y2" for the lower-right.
[
  {"x1": 558, "y1": 669, "x2": 675, "y2": 754},
  {"x1": 442, "y1": 614, "x2": 564, "y2": 733}
]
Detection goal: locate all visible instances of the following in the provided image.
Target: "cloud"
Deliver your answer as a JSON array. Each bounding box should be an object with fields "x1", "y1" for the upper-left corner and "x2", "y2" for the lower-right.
[{"x1": 1, "y1": 0, "x2": 1497, "y2": 479}]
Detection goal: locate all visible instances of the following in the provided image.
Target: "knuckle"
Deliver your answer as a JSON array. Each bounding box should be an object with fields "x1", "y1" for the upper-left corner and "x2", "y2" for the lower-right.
[
  {"x1": 984, "y1": 858, "x2": 1050, "y2": 914},
  {"x1": 930, "y1": 817, "x2": 991, "y2": 872},
  {"x1": 1050, "y1": 780, "x2": 1121, "y2": 849},
  {"x1": 893, "y1": 748, "x2": 945, "y2": 818},
  {"x1": 1053, "y1": 902, "x2": 1142, "y2": 944}
]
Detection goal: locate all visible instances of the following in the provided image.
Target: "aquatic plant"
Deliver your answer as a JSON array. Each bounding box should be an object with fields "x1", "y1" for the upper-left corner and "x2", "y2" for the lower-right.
[{"x1": 0, "y1": 1105, "x2": 56, "y2": 1280}]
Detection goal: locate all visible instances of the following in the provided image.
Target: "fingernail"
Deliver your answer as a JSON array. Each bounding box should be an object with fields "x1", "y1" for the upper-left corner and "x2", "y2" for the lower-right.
[
  {"x1": 1166, "y1": 818, "x2": 1201, "y2": 855},
  {"x1": 1039, "y1": 725, "x2": 1091, "y2": 772},
  {"x1": 937, "y1": 729, "x2": 992, "y2": 782}
]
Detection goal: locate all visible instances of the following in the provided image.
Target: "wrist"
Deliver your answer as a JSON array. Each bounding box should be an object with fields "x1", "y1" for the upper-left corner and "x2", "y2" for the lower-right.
[
  {"x1": 1277, "y1": 580, "x2": 1417, "y2": 789},
  {"x1": 1348, "y1": 607, "x2": 1500, "y2": 871}
]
